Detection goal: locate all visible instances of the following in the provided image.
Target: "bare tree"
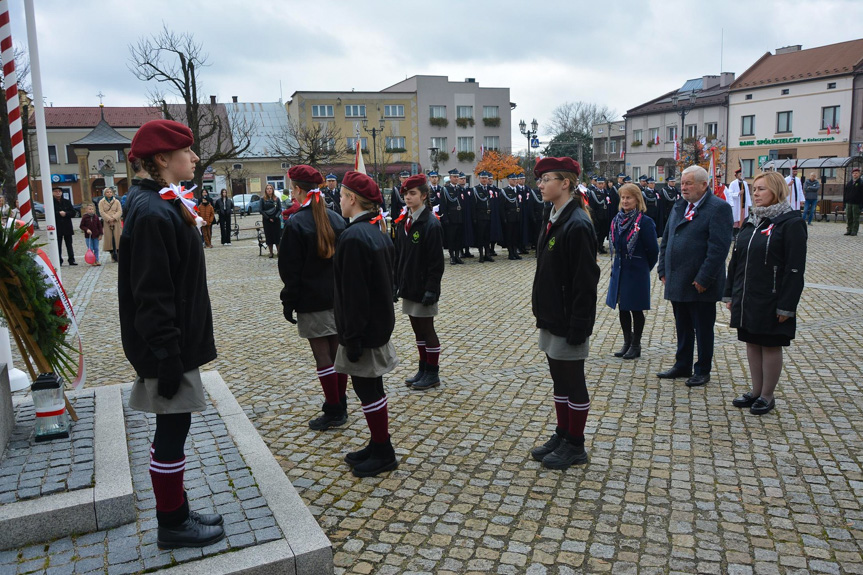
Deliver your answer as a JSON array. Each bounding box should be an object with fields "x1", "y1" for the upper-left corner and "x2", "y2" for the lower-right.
[
  {"x1": 267, "y1": 119, "x2": 344, "y2": 168},
  {"x1": 129, "y1": 25, "x2": 254, "y2": 193},
  {"x1": 547, "y1": 101, "x2": 617, "y2": 137},
  {"x1": 0, "y1": 47, "x2": 31, "y2": 204}
]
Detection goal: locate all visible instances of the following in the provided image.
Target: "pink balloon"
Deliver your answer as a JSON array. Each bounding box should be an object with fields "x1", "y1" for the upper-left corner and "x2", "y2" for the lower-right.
[{"x1": 84, "y1": 249, "x2": 96, "y2": 265}]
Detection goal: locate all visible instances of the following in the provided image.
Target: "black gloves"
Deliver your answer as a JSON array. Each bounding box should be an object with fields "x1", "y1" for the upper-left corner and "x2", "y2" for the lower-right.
[
  {"x1": 421, "y1": 291, "x2": 438, "y2": 306},
  {"x1": 157, "y1": 355, "x2": 184, "y2": 399},
  {"x1": 566, "y1": 327, "x2": 587, "y2": 346},
  {"x1": 283, "y1": 304, "x2": 297, "y2": 324},
  {"x1": 346, "y1": 341, "x2": 363, "y2": 363}
]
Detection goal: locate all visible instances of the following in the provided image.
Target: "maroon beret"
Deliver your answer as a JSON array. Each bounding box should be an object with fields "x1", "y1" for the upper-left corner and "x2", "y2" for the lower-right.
[
  {"x1": 534, "y1": 157, "x2": 581, "y2": 178},
  {"x1": 401, "y1": 174, "x2": 426, "y2": 194},
  {"x1": 341, "y1": 171, "x2": 382, "y2": 204},
  {"x1": 287, "y1": 164, "x2": 323, "y2": 186},
  {"x1": 130, "y1": 120, "x2": 194, "y2": 159}
]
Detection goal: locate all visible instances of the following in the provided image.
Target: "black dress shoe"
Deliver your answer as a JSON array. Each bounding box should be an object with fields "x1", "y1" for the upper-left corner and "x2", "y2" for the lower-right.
[
  {"x1": 189, "y1": 509, "x2": 224, "y2": 526},
  {"x1": 157, "y1": 517, "x2": 225, "y2": 549},
  {"x1": 462, "y1": 251, "x2": 474, "y2": 258},
  {"x1": 484, "y1": 256, "x2": 495, "y2": 262},
  {"x1": 750, "y1": 397, "x2": 776, "y2": 415},
  {"x1": 656, "y1": 367, "x2": 692, "y2": 379},
  {"x1": 454, "y1": 256, "x2": 465, "y2": 264},
  {"x1": 732, "y1": 392, "x2": 758, "y2": 408},
  {"x1": 69, "y1": 261, "x2": 78, "y2": 266},
  {"x1": 530, "y1": 429, "x2": 565, "y2": 462},
  {"x1": 685, "y1": 374, "x2": 710, "y2": 387},
  {"x1": 351, "y1": 438, "x2": 398, "y2": 478}
]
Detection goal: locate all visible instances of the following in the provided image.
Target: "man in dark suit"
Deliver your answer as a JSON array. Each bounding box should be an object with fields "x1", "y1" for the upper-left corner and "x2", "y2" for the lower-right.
[
  {"x1": 52, "y1": 187, "x2": 77, "y2": 265},
  {"x1": 656, "y1": 165, "x2": 733, "y2": 387}
]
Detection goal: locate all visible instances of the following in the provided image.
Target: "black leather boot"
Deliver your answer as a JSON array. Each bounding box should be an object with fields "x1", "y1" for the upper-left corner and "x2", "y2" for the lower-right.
[
  {"x1": 614, "y1": 333, "x2": 632, "y2": 357},
  {"x1": 541, "y1": 436, "x2": 588, "y2": 469},
  {"x1": 351, "y1": 437, "x2": 398, "y2": 477},
  {"x1": 412, "y1": 364, "x2": 440, "y2": 390},
  {"x1": 309, "y1": 402, "x2": 348, "y2": 430},
  {"x1": 157, "y1": 517, "x2": 225, "y2": 549},
  {"x1": 623, "y1": 335, "x2": 641, "y2": 360},
  {"x1": 405, "y1": 360, "x2": 426, "y2": 387},
  {"x1": 344, "y1": 439, "x2": 374, "y2": 466},
  {"x1": 530, "y1": 428, "x2": 566, "y2": 461}
]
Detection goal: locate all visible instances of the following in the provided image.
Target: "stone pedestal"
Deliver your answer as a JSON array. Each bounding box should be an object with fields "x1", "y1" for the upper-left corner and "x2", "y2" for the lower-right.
[
  {"x1": 75, "y1": 148, "x2": 91, "y2": 204},
  {"x1": 0, "y1": 364, "x2": 12, "y2": 460}
]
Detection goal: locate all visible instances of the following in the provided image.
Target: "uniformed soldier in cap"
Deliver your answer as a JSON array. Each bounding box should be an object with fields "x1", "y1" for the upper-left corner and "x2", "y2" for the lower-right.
[
  {"x1": 458, "y1": 172, "x2": 475, "y2": 258},
  {"x1": 525, "y1": 176, "x2": 545, "y2": 249},
  {"x1": 323, "y1": 174, "x2": 343, "y2": 216},
  {"x1": 516, "y1": 172, "x2": 531, "y2": 253},
  {"x1": 428, "y1": 171, "x2": 442, "y2": 209},
  {"x1": 500, "y1": 172, "x2": 523, "y2": 260},
  {"x1": 440, "y1": 169, "x2": 464, "y2": 264},
  {"x1": 643, "y1": 177, "x2": 660, "y2": 235},
  {"x1": 589, "y1": 176, "x2": 611, "y2": 253},
  {"x1": 390, "y1": 170, "x2": 409, "y2": 220},
  {"x1": 658, "y1": 176, "x2": 680, "y2": 236},
  {"x1": 488, "y1": 174, "x2": 505, "y2": 255},
  {"x1": 637, "y1": 174, "x2": 648, "y2": 193},
  {"x1": 472, "y1": 171, "x2": 495, "y2": 262}
]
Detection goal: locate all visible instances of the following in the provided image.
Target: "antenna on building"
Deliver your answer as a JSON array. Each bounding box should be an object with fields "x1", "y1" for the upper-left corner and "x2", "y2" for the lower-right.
[
  {"x1": 279, "y1": 80, "x2": 282, "y2": 102},
  {"x1": 720, "y1": 28, "x2": 724, "y2": 73}
]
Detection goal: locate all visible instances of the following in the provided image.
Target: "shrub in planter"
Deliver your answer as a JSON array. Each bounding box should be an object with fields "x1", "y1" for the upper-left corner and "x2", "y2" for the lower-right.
[
  {"x1": 646, "y1": 141, "x2": 654, "y2": 148},
  {"x1": 385, "y1": 147, "x2": 407, "y2": 153},
  {"x1": 457, "y1": 151, "x2": 475, "y2": 163},
  {"x1": 456, "y1": 117, "x2": 475, "y2": 128},
  {"x1": 631, "y1": 140, "x2": 642, "y2": 147},
  {"x1": 483, "y1": 117, "x2": 501, "y2": 127},
  {"x1": 436, "y1": 151, "x2": 449, "y2": 163},
  {"x1": 429, "y1": 117, "x2": 448, "y2": 128}
]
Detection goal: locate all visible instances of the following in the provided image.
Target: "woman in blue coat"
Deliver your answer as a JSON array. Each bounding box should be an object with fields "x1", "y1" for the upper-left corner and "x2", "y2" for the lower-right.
[{"x1": 606, "y1": 183, "x2": 660, "y2": 359}]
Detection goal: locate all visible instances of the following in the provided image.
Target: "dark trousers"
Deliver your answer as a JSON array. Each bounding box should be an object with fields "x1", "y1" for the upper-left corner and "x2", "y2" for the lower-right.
[
  {"x1": 504, "y1": 221, "x2": 519, "y2": 256},
  {"x1": 671, "y1": 301, "x2": 716, "y2": 375},
  {"x1": 57, "y1": 233, "x2": 75, "y2": 264},
  {"x1": 219, "y1": 216, "x2": 232, "y2": 244},
  {"x1": 474, "y1": 220, "x2": 489, "y2": 257},
  {"x1": 446, "y1": 223, "x2": 463, "y2": 254}
]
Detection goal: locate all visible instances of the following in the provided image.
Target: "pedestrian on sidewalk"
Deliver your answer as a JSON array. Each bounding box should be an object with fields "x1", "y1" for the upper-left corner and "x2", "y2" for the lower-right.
[
  {"x1": 844, "y1": 167, "x2": 862, "y2": 236},
  {"x1": 334, "y1": 171, "x2": 400, "y2": 478},
  {"x1": 52, "y1": 187, "x2": 76, "y2": 265},
  {"x1": 530, "y1": 157, "x2": 600, "y2": 470},
  {"x1": 79, "y1": 203, "x2": 103, "y2": 265},
  {"x1": 260, "y1": 184, "x2": 282, "y2": 258},
  {"x1": 120, "y1": 119, "x2": 225, "y2": 549},
  {"x1": 393, "y1": 174, "x2": 445, "y2": 391},
  {"x1": 197, "y1": 195, "x2": 215, "y2": 248},
  {"x1": 99, "y1": 187, "x2": 122, "y2": 262},
  {"x1": 606, "y1": 183, "x2": 659, "y2": 360},
  {"x1": 214, "y1": 189, "x2": 234, "y2": 245},
  {"x1": 803, "y1": 172, "x2": 820, "y2": 226},
  {"x1": 278, "y1": 165, "x2": 348, "y2": 431},
  {"x1": 724, "y1": 171, "x2": 807, "y2": 416}
]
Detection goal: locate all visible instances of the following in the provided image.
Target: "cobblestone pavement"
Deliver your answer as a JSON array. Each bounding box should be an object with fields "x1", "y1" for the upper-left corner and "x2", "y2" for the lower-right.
[{"x1": 18, "y1": 218, "x2": 863, "y2": 574}]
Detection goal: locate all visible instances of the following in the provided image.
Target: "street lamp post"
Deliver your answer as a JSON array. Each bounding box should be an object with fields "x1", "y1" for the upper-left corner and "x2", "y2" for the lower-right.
[
  {"x1": 519, "y1": 118, "x2": 538, "y2": 177},
  {"x1": 601, "y1": 114, "x2": 613, "y2": 179},
  {"x1": 672, "y1": 91, "x2": 697, "y2": 175},
  {"x1": 362, "y1": 117, "x2": 386, "y2": 186}
]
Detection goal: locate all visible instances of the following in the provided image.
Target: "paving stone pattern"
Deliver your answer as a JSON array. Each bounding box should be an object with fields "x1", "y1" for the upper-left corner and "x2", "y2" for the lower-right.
[
  {"x1": 0, "y1": 391, "x2": 94, "y2": 503},
  {"x1": 16, "y1": 218, "x2": 863, "y2": 574}
]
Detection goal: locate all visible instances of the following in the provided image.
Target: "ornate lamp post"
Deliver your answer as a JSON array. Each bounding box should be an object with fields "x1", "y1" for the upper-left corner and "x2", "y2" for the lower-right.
[
  {"x1": 362, "y1": 117, "x2": 386, "y2": 185},
  {"x1": 519, "y1": 118, "x2": 538, "y2": 175}
]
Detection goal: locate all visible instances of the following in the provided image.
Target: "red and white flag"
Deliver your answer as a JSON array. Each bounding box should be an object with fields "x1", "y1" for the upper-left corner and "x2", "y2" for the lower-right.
[
  {"x1": 354, "y1": 139, "x2": 366, "y2": 173},
  {"x1": 673, "y1": 138, "x2": 679, "y2": 161},
  {"x1": 654, "y1": 133, "x2": 660, "y2": 145}
]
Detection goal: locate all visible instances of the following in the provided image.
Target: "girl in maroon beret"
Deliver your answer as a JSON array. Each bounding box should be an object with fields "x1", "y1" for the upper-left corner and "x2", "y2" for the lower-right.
[
  {"x1": 393, "y1": 174, "x2": 445, "y2": 391},
  {"x1": 279, "y1": 165, "x2": 348, "y2": 430},
  {"x1": 334, "y1": 172, "x2": 399, "y2": 477},
  {"x1": 530, "y1": 158, "x2": 600, "y2": 470},
  {"x1": 120, "y1": 119, "x2": 224, "y2": 549}
]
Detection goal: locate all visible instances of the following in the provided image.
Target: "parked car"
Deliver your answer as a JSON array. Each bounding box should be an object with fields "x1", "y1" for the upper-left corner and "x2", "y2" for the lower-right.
[
  {"x1": 33, "y1": 201, "x2": 45, "y2": 219},
  {"x1": 232, "y1": 194, "x2": 260, "y2": 215}
]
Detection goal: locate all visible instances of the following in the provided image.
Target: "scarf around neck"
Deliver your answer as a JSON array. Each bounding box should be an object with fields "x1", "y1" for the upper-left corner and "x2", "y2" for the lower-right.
[
  {"x1": 610, "y1": 209, "x2": 643, "y2": 257},
  {"x1": 749, "y1": 201, "x2": 792, "y2": 228}
]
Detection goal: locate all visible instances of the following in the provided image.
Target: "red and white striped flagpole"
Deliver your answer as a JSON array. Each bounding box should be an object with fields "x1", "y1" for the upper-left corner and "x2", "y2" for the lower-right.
[{"x1": 0, "y1": 0, "x2": 32, "y2": 233}]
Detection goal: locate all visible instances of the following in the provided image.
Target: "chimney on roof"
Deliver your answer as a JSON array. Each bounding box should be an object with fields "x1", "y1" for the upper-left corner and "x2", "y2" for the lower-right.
[
  {"x1": 210, "y1": 95, "x2": 217, "y2": 104},
  {"x1": 776, "y1": 45, "x2": 802, "y2": 55},
  {"x1": 232, "y1": 96, "x2": 238, "y2": 103},
  {"x1": 702, "y1": 75, "x2": 720, "y2": 90},
  {"x1": 465, "y1": 78, "x2": 476, "y2": 83},
  {"x1": 720, "y1": 72, "x2": 735, "y2": 87}
]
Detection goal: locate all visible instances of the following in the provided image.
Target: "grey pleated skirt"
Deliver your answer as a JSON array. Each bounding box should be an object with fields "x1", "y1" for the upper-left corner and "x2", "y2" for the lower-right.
[
  {"x1": 297, "y1": 309, "x2": 338, "y2": 339},
  {"x1": 334, "y1": 340, "x2": 399, "y2": 378},
  {"x1": 129, "y1": 368, "x2": 207, "y2": 414},
  {"x1": 538, "y1": 329, "x2": 590, "y2": 361},
  {"x1": 402, "y1": 298, "x2": 438, "y2": 317}
]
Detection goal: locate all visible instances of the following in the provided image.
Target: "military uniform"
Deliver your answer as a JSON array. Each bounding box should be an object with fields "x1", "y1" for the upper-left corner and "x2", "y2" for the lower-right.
[
  {"x1": 642, "y1": 178, "x2": 661, "y2": 236},
  {"x1": 427, "y1": 171, "x2": 442, "y2": 209},
  {"x1": 472, "y1": 171, "x2": 495, "y2": 262},
  {"x1": 500, "y1": 179, "x2": 523, "y2": 260},
  {"x1": 440, "y1": 169, "x2": 464, "y2": 264},
  {"x1": 588, "y1": 177, "x2": 611, "y2": 253},
  {"x1": 458, "y1": 172, "x2": 475, "y2": 257},
  {"x1": 658, "y1": 178, "x2": 680, "y2": 236},
  {"x1": 517, "y1": 173, "x2": 531, "y2": 253}
]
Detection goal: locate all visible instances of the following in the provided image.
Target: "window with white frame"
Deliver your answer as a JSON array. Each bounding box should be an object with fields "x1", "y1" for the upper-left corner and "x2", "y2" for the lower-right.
[
  {"x1": 457, "y1": 137, "x2": 473, "y2": 152},
  {"x1": 741, "y1": 115, "x2": 755, "y2": 136},
  {"x1": 385, "y1": 136, "x2": 406, "y2": 150},
  {"x1": 266, "y1": 175, "x2": 286, "y2": 192},
  {"x1": 457, "y1": 106, "x2": 473, "y2": 119},
  {"x1": 319, "y1": 138, "x2": 336, "y2": 151},
  {"x1": 705, "y1": 123, "x2": 718, "y2": 139},
  {"x1": 648, "y1": 166, "x2": 657, "y2": 180},
  {"x1": 632, "y1": 166, "x2": 641, "y2": 180},
  {"x1": 430, "y1": 137, "x2": 448, "y2": 151},
  {"x1": 483, "y1": 136, "x2": 499, "y2": 151},
  {"x1": 311, "y1": 105, "x2": 334, "y2": 118},
  {"x1": 384, "y1": 105, "x2": 404, "y2": 117},
  {"x1": 604, "y1": 140, "x2": 617, "y2": 154},
  {"x1": 66, "y1": 145, "x2": 76, "y2": 164},
  {"x1": 667, "y1": 126, "x2": 678, "y2": 142},
  {"x1": 633, "y1": 129, "x2": 642, "y2": 143},
  {"x1": 648, "y1": 128, "x2": 659, "y2": 143},
  {"x1": 685, "y1": 124, "x2": 697, "y2": 139},
  {"x1": 430, "y1": 105, "x2": 446, "y2": 118},
  {"x1": 741, "y1": 159, "x2": 754, "y2": 178},
  {"x1": 346, "y1": 137, "x2": 368, "y2": 151},
  {"x1": 345, "y1": 105, "x2": 366, "y2": 118},
  {"x1": 821, "y1": 106, "x2": 840, "y2": 130},
  {"x1": 48, "y1": 145, "x2": 58, "y2": 164},
  {"x1": 776, "y1": 111, "x2": 792, "y2": 133},
  {"x1": 483, "y1": 106, "x2": 499, "y2": 118}
]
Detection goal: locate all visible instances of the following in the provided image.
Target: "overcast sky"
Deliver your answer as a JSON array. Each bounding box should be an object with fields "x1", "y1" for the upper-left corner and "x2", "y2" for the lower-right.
[{"x1": 7, "y1": 0, "x2": 862, "y2": 152}]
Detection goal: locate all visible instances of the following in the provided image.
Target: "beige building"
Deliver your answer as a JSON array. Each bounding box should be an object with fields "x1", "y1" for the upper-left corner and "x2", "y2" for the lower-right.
[
  {"x1": 591, "y1": 119, "x2": 626, "y2": 178},
  {"x1": 728, "y1": 40, "x2": 863, "y2": 197}
]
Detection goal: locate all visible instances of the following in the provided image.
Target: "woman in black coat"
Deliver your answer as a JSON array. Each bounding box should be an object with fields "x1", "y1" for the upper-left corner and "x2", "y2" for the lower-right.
[
  {"x1": 394, "y1": 174, "x2": 445, "y2": 391},
  {"x1": 530, "y1": 157, "x2": 600, "y2": 471},
  {"x1": 724, "y1": 171, "x2": 807, "y2": 415},
  {"x1": 259, "y1": 184, "x2": 282, "y2": 258},
  {"x1": 214, "y1": 189, "x2": 234, "y2": 245},
  {"x1": 279, "y1": 165, "x2": 347, "y2": 431},
  {"x1": 334, "y1": 171, "x2": 399, "y2": 478},
  {"x1": 605, "y1": 184, "x2": 659, "y2": 360}
]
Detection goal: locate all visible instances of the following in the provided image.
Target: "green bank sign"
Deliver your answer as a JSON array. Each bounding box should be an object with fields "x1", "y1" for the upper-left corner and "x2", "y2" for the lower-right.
[{"x1": 739, "y1": 136, "x2": 836, "y2": 146}]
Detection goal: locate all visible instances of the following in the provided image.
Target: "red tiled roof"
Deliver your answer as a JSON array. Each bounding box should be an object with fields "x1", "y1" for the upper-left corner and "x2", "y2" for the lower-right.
[
  {"x1": 29, "y1": 107, "x2": 163, "y2": 128},
  {"x1": 732, "y1": 39, "x2": 863, "y2": 90}
]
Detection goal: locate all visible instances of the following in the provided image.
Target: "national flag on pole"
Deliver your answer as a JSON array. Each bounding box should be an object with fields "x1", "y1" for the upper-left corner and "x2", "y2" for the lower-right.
[
  {"x1": 480, "y1": 145, "x2": 484, "y2": 159},
  {"x1": 673, "y1": 138, "x2": 679, "y2": 161},
  {"x1": 834, "y1": 124, "x2": 840, "y2": 134},
  {"x1": 451, "y1": 146, "x2": 456, "y2": 154},
  {"x1": 654, "y1": 133, "x2": 660, "y2": 145},
  {"x1": 708, "y1": 151, "x2": 715, "y2": 189},
  {"x1": 827, "y1": 125, "x2": 831, "y2": 135},
  {"x1": 354, "y1": 139, "x2": 366, "y2": 173},
  {"x1": 619, "y1": 147, "x2": 625, "y2": 160}
]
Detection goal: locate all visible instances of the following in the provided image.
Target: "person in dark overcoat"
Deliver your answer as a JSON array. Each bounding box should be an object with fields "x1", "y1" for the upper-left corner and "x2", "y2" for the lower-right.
[
  {"x1": 658, "y1": 177, "x2": 680, "y2": 237},
  {"x1": 489, "y1": 176, "x2": 506, "y2": 255},
  {"x1": 458, "y1": 172, "x2": 475, "y2": 257},
  {"x1": 642, "y1": 178, "x2": 661, "y2": 236},
  {"x1": 656, "y1": 166, "x2": 733, "y2": 388},
  {"x1": 280, "y1": 165, "x2": 348, "y2": 430},
  {"x1": 121, "y1": 120, "x2": 224, "y2": 548},
  {"x1": 52, "y1": 187, "x2": 77, "y2": 265},
  {"x1": 323, "y1": 174, "x2": 343, "y2": 217},
  {"x1": 500, "y1": 175, "x2": 522, "y2": 260},
  {"x1": 606, "y1": 184, "x2": 659, "y2": 360},
  {"x1": 530, "y1": 157, "x2": 600, "y2": 471},
  {"x1": 259, "y1": 184, "x2": 282, "y2": 258},
  {"x1": 724, "y1": 171, "x2": 807, "y2": 415},
  {"x1": 394, "y1": 174, "x2": 445, "y2": 390},
  {"x1": 440, "y1": 169, "x2": 464, "y2": 264},
  {"x1": 334, "y1": 171, "x2": 399, "y2": 478},
  {"x1": 214, "y1": 189, "x2": 234, "y2": 245},
  {"x1": 472, "y1": 171, "x2": 495, "y2": 262}
]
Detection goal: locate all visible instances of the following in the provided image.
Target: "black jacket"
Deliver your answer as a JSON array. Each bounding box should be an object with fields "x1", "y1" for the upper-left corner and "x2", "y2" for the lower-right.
[
  {"x1": 278, "y1": 205, "x2": 346, "y2": 314},
  {"x1": 334, "y1": 211, "x2": 396, "y2": 349},
  {"x1": 532, "y1": 201, "x2": 600, "y2": 342},
  {"x1": 472, "y1": 185, "x2": 493, "y2": 222},
  {"x1": 394, "y1": 208, "x2": 444, "y2": 302},
  {"x1": 500, "y1": 186, "x2": 520, "y2": 223},
  {"x1": 724, "y1": 210, "x2": 807, "y2": 339},
  {"x1": 53, "y1": 197, "x2": 75, "y2": 236},
  {"x1": 439, "y1": 184, "x2": 463, "y2": 224},
  {"x1": 214, "y1": 197, "x2": 234, "y2": 219},
  {"x1": 123, "y1": 178, "x2": 144, "y2": 219},
  {"x1": 845, "y1": 177, "x2": 863, "y2": 205},
  {"x1": 390, "y1": 186, "x2": 406, "y2": 214},
  {"x1": 118, "y1": 179, "x2": 216, "y2": 377},
  {"x1": 260, "y1": 196, "x2": 282, "y2": 220}
]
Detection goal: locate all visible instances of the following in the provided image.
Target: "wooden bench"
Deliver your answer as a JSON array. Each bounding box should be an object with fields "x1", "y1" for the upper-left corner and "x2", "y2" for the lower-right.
[{"x1": 231, "y1": 221, "x2": 266, "y2": 255}]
